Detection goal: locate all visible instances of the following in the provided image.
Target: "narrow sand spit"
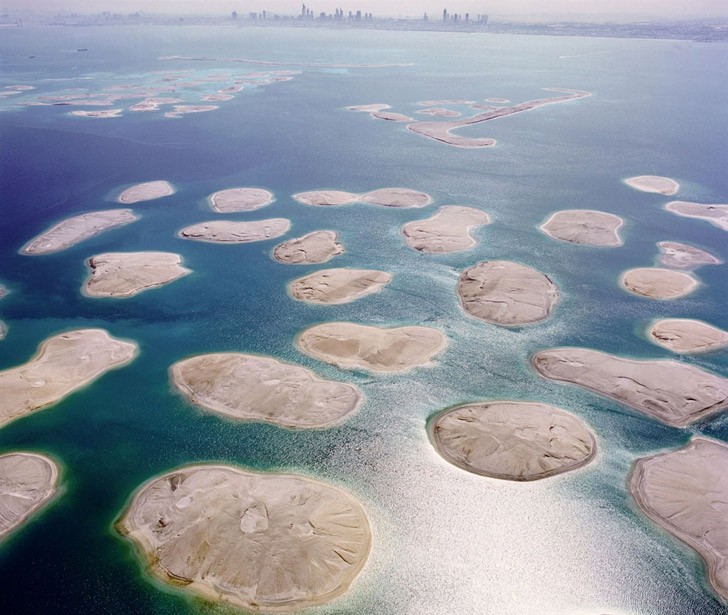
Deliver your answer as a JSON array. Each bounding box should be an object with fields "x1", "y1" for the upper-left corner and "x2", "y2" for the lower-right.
[
  {"x1": 117, "y1": 180, "x2": 175, "y2": 204},
  {"x1": 428, "y1": 401, "x2": 596, "y2": 481},
  {"x1": 290, "y1": 268, "x2": 391, "y2": 304},
  {"x1": 117, "y1": 465, "x2": 371, "y2": 611},
  {"x1": 0, "y1": 329, "x2": 137, "y2": 429},
  {"x1": 207, "y1": 188, "x2": 274, "y2": 213},
  {"x1": 402, "y1": 205, "x2": 490, "y2": 253},
  {"x1": 532, "y1": 347, "x2": 728, "y2": 427},
  {"x1": 539, "y1": 209, "x2": 623, "y2": 246},
  {"x1": 648, "y1": 319, "x2": 728, "y2": 354},
  {"x1": 298, "y1": 322, "x2": 447, "y2": 373},
  {"x1": 293, "y1": 190, "x2": 360, "y2": 206},
  {"x1": 624, "y1": 175, "x2": 679, "y2": 195},
  {"x1": 273, "y1": 231, "x2": 345, "y2": 265},
  {"x1": 293, "y1": 188, "x2": 432, "y2": 208},
  {"x1": 630, "y1": 437, "x2": 728, "y2": 602},
  {"x1": 171, "y1": 353, "x2": 361, "y2": 428},
  {"x1": 665, "y1": 201, "x2": 728, "y2": 231},
  {"x1": 620, "y1": 267, "x2": 698, "y2": 300},
  {"x1": 656, "y1": 241, "x2": 722, "y2": 269},
  {"x1": 177, "y1": 219, "x2": 290, "y2": 243}
]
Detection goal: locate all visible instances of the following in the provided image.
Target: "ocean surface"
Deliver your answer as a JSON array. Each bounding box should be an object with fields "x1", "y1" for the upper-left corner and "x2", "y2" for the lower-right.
[{"x1": 1, "y1": 25, "x2": 727, "y2": 615}]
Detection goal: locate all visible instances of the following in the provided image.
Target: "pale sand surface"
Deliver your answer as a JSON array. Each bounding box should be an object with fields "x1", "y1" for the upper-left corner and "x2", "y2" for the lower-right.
[
  {"x1": 656, "y1": 241, "x2": 722, "y2": 269},
  {"x1": 178, "y1": 219, "x2": 290, "y2": 243},
  {"x1": 0, "y1": 453, "x2": 60, "y2": 540},
  {"x1": 208, "y1": 188, "x2": 274, "y2": 213},
  {"x1": 416, "y1": 108, "x2": 461, "y2": 118},
  {"x1": 70, "y1": 109, "x2": 123, "y2": 118},
  {"x1": 402, "y1": 205, "x2": 490, "y2": 253},
  {"x1": 630, "y1": 437, "x2": 728, "y2": 602},
  {"x1": 418, "y1": 99, "x2": 475, "y2": 106},
  {"x1": 0, "y1": 329, "x2": 137, "y2": 429},
  {"x1": 0, "y1": 321, "x2": 6, "y2": 341},
  {"x1": 532, "y1": 347, "x2": 728, "y2": 427},
  {"x1": 290, "y1": 268, "x2": 392, "y2": 305},
  {"x1": 293, "y1": 190, "x2": 360, "y2": 206},
  {"x1": 117, "y1": 465, "x2": 371, "y2": 611},
  {"x1": 164, "y1": 104, "x2": 218, "y2": 118},
  {"x1": 21, "y1": 209, "x2": 138, "y2": 255},
  {"x1": 360, "y1": 188, "x2": 432, "y2": 208},
  {"x1": 624, "y1": 175, "x2": 680, "y2": 195},
  {"x1": 620, "y1": 267, "x2": 698, "y2": 300},
  {"x1": 84, "y1": 252, "x2": 191, "y2": 298},
  {"x1": 539, "y1": 209, "x2": 624, "y2": 246},
  {"x1": 458, "y1": 261, "x2": 559, "y2": 326},
  {"x1": 372, "y1": 111, "x2": 412, "y2": 122},
  {"x1": 117, "y1": 180, "x2": 175, "y2": 204},
  {"x1": 648, "y1": 319, "x2": 728, "y2": 354},
  {"x1": 298, "y1": 322, "x2": 447, "y2": 373},
  {"x1": 429, "y1": 401, "x2": 596, "y2": 481},
  {"x1": 273, "y1": 231, "x2": 345, "y2": 265},
  {"x1": 346, "y1": 103, "x2": 390, "y2": 112},
  {"x1": 665, "y1": 201, "x2": 728, "y2": 231},
  {"x1": 171, "y1": 353, "x2": 361, "y2": 428}
]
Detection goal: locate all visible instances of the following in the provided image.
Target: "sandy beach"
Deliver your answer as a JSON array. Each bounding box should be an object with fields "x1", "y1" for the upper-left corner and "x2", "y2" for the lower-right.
[
  {"x1": 273, "y1": 230, "x2": 345, "y2": 264},
  {"x1": 402, "y1": 206, "x2": 490, "y2": 253},
  {"x1": 289, "y1": 268, "x2": 391, "y2": 304},
  {"x1": 177, "y1": 219, "x2": 290, "y2": 243},
  {"x1": 620, "y1": 267, "x2": 698, "y2": 299},
  {"x1": 539, "y1": 209, "x2": 624, "y2": 246},
  {"x1": 117, "y1": 180, "x2": 175, "y2": 204},
  {"x1": 648, "y1": 318, "x2": 728, "y2": 354}
]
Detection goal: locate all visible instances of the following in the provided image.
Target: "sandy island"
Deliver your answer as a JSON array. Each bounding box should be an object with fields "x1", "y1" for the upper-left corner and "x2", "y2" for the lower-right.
[
  {"x1": 416, "y1": 108, "x2": 461, "y2": 118},
  {"x1": 656, "y1": 241, "x2": 721, "y2": 270},
  {"x1": 458, "y1": 261, "x2": 559, "y2": 326},
  {"x1": 428, "y1": 401, "x2": 596, "y2": 481},
  {"x1": 177, "y1": 219, "x2": 290, "y2": 243},
  {"x1": 294, "y1": 188, "x2": 432, "y2": 209},
  {"x1": 207, "y1": 188, "x2": 274, "y2": 213},
  {"x1": 648, "y1": 319, "x2": 728, "y2": 354},
  {"x1": 298, "y1": 322, "x2": 447, "y2": 373},
  {"x1": 117, "y1": 181, "x2": 175, "y2": 204},
  {"x1": 21, "y1": 209, "x2": 138, "y2": 255},
  {"x1": 624, "y1": 175, "x2": 680, "y2": 195},
  {"x1": 117, "y1": 465, "x2": 371, "y2": 611},
  {"x1": 0, "y1": 329, "x2": 137, "y2": 429},
  {"x1": 0, "y1": 453, "x2": 60, "y2": 541},
  {"x1": 665, "y1": 201, "x2": 728, "y2": 232},
  {"x1": 0, "y1": 321, "x2": 6, "y2": 341},
  {"x1": 70, "y1": 109, "x2": 123, "y2": 119},
  {"x1": 84, "y1": 252, "x2": 191, "y2": 298},
  {"x1": 532, "y1": 347, "x2": 728, "y2": 427},
  {"x1": 402, "y1": 205, "x2": 490, "y2": 253},
  {"x1": 620, "y1": 267, "x2": 698, "y2": 300},
  {"x1": 539, "y1": 209, "x2": 624, "y2": 246},
  {"x1": 290, "y1": 268, "x2": 392, "y2": 305},
  {"x1": 273, "y1": 231, "x2": 345, "y2": 265},
  {"x1": 164, "y1": 104, "x2": 218, "y2": 118},
  {"x1": 171, "y1": 353, "x2": 361, "y2": 428},
  {"x1": 293, "y1": 190, "x2": 361, "y2": 206},
  {"x1": 630, "y1": 437, "x2": 728, "y2": 602}
]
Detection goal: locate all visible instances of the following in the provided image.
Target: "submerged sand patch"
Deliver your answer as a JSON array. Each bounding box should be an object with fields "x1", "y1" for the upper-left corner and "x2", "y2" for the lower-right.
[
  {"x1": 402, "y1": 205, "x2": 490, "y2": 253},
  {"x1": 624, "y1": 175, "x2": 679, "y2": 195},
  {"x1": 117, "y1": 181, "x2": 175, "y2": 204},
  {"x1": 208, "y1": 188, "x2": 274, "y2": 213},
  {"x1": 656, "y1": 241, "x2": 721, "y2": 270},
  {"x1": 290, "y1": 268, "x2": 391, "y2": 304},
  {"x1": 293, "y1": 188, "x2": 432, "y2": 209},
  {"x1": 539, "y1": 209, "x2": 623, "y2": 246},
  {"x1": 648, "y1": 319, "x2": 728, "y2": 354},
  {"x1": 117, "y1": 465, "x2": 371, "y2": 610},
  {"x1": 177, "y1": 219, "x2": 290, "y2": 243},
  {"x1": 665, "y1": 201, "x2": 728, "y2": 231},
  {"x1": 620, "y1": 268, "x2": 698, "y2": 300},
  {"x1": 273, "y1": 231, "x2": 345, "y2": 265}
]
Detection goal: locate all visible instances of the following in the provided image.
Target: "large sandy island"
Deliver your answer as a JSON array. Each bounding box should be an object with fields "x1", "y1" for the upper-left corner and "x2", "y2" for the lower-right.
[
  {"x1": 630, "y1": 437, "x2": 728, "y2": 602},
  {"x1": 298, "y1": 322, "x2": 447, "y2": 373},
  {"x1": 117, "y1": 465, "x2": 371, "y2": 610},
  {"x1": 293, "y1": 188, "x2": 432, "y2": 208},
  {"x1": 293, "y1": 190, "x2": 360, "y2": 206},
  {"x1": 171, "y1": 353, "x2": 361, "y2": 428},
  {"x1": 177, "y1": 219, "x2": 290, "y2": 243},
  {"x1": 402, "y1": 205, "x2": 490, "y2": 253},
  {"x1": 290, "y1": 268, "x2": 391, "y2": 305},
  {"x1": 0, "y1": 329, "x2": 137, "y2": 429},
  {"x1": 624, "y1": 175, "x2": 679, "y2": 195},
  {"x1": 117, "y1": 180, "x2": 175, "y2": 204},
  {"x1": 539, "y1": 209, "x2": 624, "y2": 246},
  {"x1": 21, "y1": 209, "x2": 138, "y2": 255},
  {"x1": 84, "y1": 252, "x2": 191, "y2": 298},
  {"x1": 620, "y1": 267, "x2": 698, "y2": 300},
  {"x1": 0, "y1": 452, "x2": 60, "y2": 541},
  {"x1": 428, "y1": 401, "x2": 596, "y2": 481},
  {"x1": 273, "y1": 231, "x2": 345, "y2": 264},
  {"x1": 665, "y1": 201, "x2": 728, "y2": 231},
  {"x1": 458, "y1": 261, "x2": 559, "y2": 326},
  {"x1": 656, "y1": 241, "x2": 721, "y2": 270},
  {"x1": 208, "y1": 188, "x2": 274, "y2": 213},
  {"x1": 648, "y1": 318, "x2": 728, "y2": 354},
  {"x1": 532, "y1": 347, "x2": 728, "y2": 427}
]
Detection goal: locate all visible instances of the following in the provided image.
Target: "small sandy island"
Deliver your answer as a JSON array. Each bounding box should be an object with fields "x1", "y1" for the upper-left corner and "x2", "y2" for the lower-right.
[
  {"x1": 0, "y1": 321, "x2": 6, "y2": 341},
  {"x1": 532, "y1": 347, "x2": 728, "y2": 427},
  {"x1": 624, "y1": 175, "x2": 680, "y2": 195},
  {"x1": 273, "y1": 231, "x2": 345, "y2": 265},
  {"x1": 458, "y1": 261, "x2": 559, "y2": 326},
  {"x1": 70, "y1": 109, "x2": 123, "y2": 119},
  {"x1": 539, "y1": 209, "x2": 624, "y2": 246},
  {"x1": 0, "y1": 453, "x2": 60, "y2": 541},
  {"x1": 630, "y1": 437, "x2": 728, "y2": 602},
  {"x1": 0, "y1": 329, "x2": 137, "y2": 429},
  {"x1": 403, "y1": 205, "x2": 490, "y2": 253},
  {"x1": 648, "y1": 319, "x2": 728, "y2": 354},
  {"x1": 290, "y1": 268, "x2": 391, "y2": 305},
  {"x1": 428, "y1": 401, "x2": 596, "y2": 481},
  {"x1": 177, "y1": 219, "x2": 290, "y2": 243},
  {"x1": 665, "y1": 201, "x2": 728, "y2": 232},
  {"x1": 293, "y1": 190, "x2": 361, "y2": 206},
  {"x1": 21, "y1": 209, "x2": 138, "y2": 255},
  {"x1": 84, "y1": 252, "x2": 191, "y2": 298},
  {"x1": 117, "y1": 465, "x2": 371, "y2": 611},
  {"x1": 372, "y1": 111, "x2": 412, "y2": 122},
  {"x1": 117, "y1": 181, "x2": 175, "y2": 204},
  {"x1": 298, "y1": 322, "x2": 447, "y2": 373},
  {"x1": 416, "y1": 108, "x2": 461, "y2": 118},
  {"x1": 656, "y1": 241, "x2": 722, "y2": 270},
  {"x1": 208, "y1": 188, "x2": 274, "y2": 213},
  {"x1": 171, "y1": 353, "x2": 361, "y2": 428},
  {"x1": 293, "y1": 188, "x2": 432, "y2": 209},
  {"x1": 620, "y1": 267, "x2": 698, "y2": 300}
]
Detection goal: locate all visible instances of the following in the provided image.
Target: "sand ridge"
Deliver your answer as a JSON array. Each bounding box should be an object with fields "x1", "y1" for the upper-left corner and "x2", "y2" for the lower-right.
[
  {"x1": 648, "y1": 319, "x2": 728, "y2": 354},
  {"x1": 117, "y1": 180, "x2": 175, "y2": 204},
  {"x1": 665, "y1": 201, "x2": 728, "y2": 231},
  {"x1": 539, "y1": 209, "x2": 624, "y2": 246},
  {"x1": 624, "y1": 175, "x2": 680, "y2": 195},
  {"x1": 207, "y1": 188, "x2": 274, "y2": 213},
  {"x1": 402, "y1": 205, "x2": 491, "y2": 253},
  {"x1": 177, "y1": 219, "x2": 290, "y2": 243},
  {"x1": 620, "y1": 267, "x2": 699, "y2": 300},
  {"x1": 273, "y1": 231, "x2": 345, "y2": 264},
  {"x1": 290, "y1": 268, "x2": 392, "y2": 304}
]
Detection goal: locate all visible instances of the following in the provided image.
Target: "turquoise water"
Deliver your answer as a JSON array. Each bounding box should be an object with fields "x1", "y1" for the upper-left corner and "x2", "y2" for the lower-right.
[{"x1": 1, "y1": 26, "x2": 727, "y2": 614}]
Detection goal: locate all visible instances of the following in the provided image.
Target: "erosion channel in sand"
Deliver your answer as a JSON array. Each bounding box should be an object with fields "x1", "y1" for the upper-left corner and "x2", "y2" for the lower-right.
[
  {"x1": 620, "y1": 268, "x2": 698, "y2": 300},
  {"x1": 402, "y1": 206, "x2": 490, "y2": 253},
  {"x1": 208, "y1": 188, "x2": 274, "y2": 213},
  {"x1": 290, "y1": 268, "x2": 391, "y2": 305},
  {"x1": 116, "y1": 180, "x2": 175, "y2": 204},
  {"x1": 273, "y1": 231, "x2": 344, "y2": 265},
  {"x1": 539, "y1": 209, "x2": 623, "y2": 246},
  {"x1": 177, "y1": 219, "x2": 290, "y2": 243},
  {"x1": 648, "y1": 319, "x2": 728, "y2": 354}
]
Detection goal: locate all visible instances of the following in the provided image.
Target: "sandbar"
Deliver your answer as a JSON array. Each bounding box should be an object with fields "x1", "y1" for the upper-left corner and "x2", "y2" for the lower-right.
[
  {"x1": 117, "y1": 180, "x2": 175, "y2": 204},
  {"x1": 656, "y1": 241, "x2": 721, "y2": 269},
  {"x1": 84, "y1": 251, "x2": 191, "y2": 298},
  {"x1": 539, "y1": 209, "x2": 623, "y2": 246},
  {"x1": 620, "y1": 267, "x2": 698, "y2": 300},
  {"x1": 171, "y1": 353, "x2": 361, "y2": 428},
  {"x1": 665, "y1": 201, "x2": 728, "y2": 232},
  {"x1": 630, "y1": 437, "x2": 728, "y2": 602},
  {"x1": 0, "y1": 453, "x2": 60, "y2": 541},
  {"x1": 360, "y1": 188, "x2": 432, "y2": 208},
  {"x1": 0, "y1": 329, "x2": 137, "y2": 429},
  {"x1": 624, "y1": 175, "x2": 679, "y2": 195},
  {"x1": 273, "y1": 231, "x2": 345, "y2": 265},
  {"x1": 21, "y1": 209, "x2": 138, "y2": 255},
  {"x1": 428, "y1": 401, "x2": 596, "y2": 481},
  {"x1": 458, "y1": 261, "x2": 559, "y2": 326},
  {"x1": 207, "y1": 188, "x2": 274, "y2": 213},
  {"x1": 290, "y1": 268, "x2": 391, "y2": 304},
  {"x1": 177, "y1": 219, "x2": 290, "y2": 243},
  {"x1": 532, "y1": 347, "x2": 728, "y2": 427},
  {"x1": 402, "y1": 205, "x2": 490, "y2": 253},
  {"x1": 117, "y1": 465, "x2": 371, "y2": 610},
  {"x1": 298, "y1": 322, "x2": 447, "y2": 373},
  {"x1": 648, "y1": 319, "x2": 728, "y2": 354},
  {"x1": 293, "y1": 190, "x2": 360, "y2": 206}
]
